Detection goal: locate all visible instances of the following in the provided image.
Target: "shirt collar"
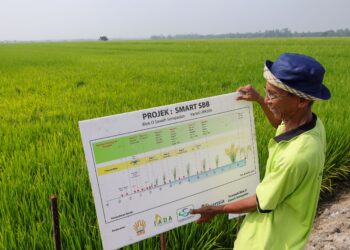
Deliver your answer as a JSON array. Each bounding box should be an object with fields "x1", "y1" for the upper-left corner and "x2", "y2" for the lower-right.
[{"x1": 274, "y1": 113, "x2": 317, "y2": 143}]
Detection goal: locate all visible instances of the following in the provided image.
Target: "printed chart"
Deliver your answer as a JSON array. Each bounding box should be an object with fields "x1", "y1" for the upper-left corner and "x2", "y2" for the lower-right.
[{"x1": 79, "y1": 93, "x2": 260, "y2": 250}]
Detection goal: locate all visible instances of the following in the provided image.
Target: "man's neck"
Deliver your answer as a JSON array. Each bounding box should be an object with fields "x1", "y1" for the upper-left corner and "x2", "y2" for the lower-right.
[{"x1": 283, "y1": 109, "x2": 313, "y2": 132}]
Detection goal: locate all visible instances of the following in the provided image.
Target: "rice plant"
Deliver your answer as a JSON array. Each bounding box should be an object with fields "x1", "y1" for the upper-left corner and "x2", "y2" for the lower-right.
[{"x1": 0, "y1": 38, "x2": 349, "y2": 249}]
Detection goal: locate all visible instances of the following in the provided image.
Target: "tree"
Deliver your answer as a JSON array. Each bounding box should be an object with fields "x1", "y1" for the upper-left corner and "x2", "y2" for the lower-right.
[{"x1": 99, "y1": 36, "x2": 108, "y2": 41}]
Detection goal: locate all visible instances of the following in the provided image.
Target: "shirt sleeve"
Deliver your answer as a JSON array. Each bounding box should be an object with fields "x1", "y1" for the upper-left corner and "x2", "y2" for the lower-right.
[{"x1": 256, "y1": 157, "x2": 306, "y2": 212}]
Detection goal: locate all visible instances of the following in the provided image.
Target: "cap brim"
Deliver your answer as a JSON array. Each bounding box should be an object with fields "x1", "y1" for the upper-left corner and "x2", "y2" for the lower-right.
[{"x1": 316, "y1": 85, "x2": 331, "y2": 100}]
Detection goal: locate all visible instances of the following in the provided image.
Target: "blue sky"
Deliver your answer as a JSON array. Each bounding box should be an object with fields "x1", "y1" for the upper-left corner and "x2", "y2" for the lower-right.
[{"x1": 0, "y1": 0, "x2": 349, "y2": 41}]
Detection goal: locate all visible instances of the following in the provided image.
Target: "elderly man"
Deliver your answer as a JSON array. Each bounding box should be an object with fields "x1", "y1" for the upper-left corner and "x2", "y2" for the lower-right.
[{"x1": 190, "y1": 53, "x2": 331, "y2": 250}]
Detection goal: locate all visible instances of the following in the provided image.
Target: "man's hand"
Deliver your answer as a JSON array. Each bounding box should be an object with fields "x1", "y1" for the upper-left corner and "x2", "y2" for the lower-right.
[
  {"x1": 236, "y1": 84, "x2": 264, "y2": 103},
  {"x1": 190, "y1": 206, "x2": 223, "y2": 224},
  {"x1": 236, "y1": 84, "x2": 281, "y2": 128}
]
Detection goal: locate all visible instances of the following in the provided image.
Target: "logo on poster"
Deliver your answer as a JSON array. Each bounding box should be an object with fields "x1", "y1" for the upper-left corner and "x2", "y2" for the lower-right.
[
  {"x1": 176, "y1": 205, "x2": 194, "y2": 222},
  {"x1": 154, "y1": 214, "x2": 173, "y2": 227},
  {"x1": 201, "y1": 199, "x2": 225, "y2": 207},
  {"x1": 133, "y1": 220, "x2": 146, "y2": 236}
]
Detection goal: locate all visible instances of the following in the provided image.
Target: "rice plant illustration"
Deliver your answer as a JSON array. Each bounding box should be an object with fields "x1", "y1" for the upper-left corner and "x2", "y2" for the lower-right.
[
  {"x1": 240, "y1": 145, "x2": 252, "y2": 159},
  {"x1": 225, "y1": 144, "x2": 239, "y2": 162},
  {"x1": 172, "y1": 168, "x2": 177, "y2": 181},
  {"x1": 202, "y1": 159, "x2": 206, "y2": 172},
  {"x1": 186, "y1": 163, "x2": 190, "y2": 177},
  {"x1": 215, "y1": 155, "x2": 219, "y2": 168},
  {"x1": 239, "y1": 147, "x2": 246, "y2": 160}
]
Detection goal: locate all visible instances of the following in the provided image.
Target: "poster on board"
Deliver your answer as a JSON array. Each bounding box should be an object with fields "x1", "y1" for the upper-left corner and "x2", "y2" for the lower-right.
[{"x1": 79, "y1": 92, "x2": 260, "y2": 250}]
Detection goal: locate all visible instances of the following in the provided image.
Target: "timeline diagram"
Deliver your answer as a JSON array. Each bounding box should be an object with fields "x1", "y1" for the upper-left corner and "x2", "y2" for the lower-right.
[
  {"x1": 79, "y1": 93, "x2": 260, "y2": 250},
  {"x1": 92, "y1": 107, "x2": 256, "y2": 223}
]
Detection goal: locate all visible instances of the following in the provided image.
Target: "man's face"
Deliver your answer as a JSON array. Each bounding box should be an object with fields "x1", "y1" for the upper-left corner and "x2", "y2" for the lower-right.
[{"x1": 264, "y1": 82, "x2": 300, "y2": 120}]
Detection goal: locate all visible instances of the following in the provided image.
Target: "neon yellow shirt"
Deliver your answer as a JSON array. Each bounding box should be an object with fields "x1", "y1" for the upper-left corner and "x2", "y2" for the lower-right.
[{"x1": 234, "y1": 114, "x2": 326, "y2": 250}]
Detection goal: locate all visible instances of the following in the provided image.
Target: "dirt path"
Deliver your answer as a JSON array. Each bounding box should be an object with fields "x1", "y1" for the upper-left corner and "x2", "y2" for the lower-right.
[{"x1": 306, "y1": 182, "x2": 350, "y2": 250}]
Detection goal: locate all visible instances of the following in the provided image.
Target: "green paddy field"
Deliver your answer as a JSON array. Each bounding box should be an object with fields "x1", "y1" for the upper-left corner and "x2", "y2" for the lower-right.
[{"x1": 0, "y1": 38, "x2": 349, "y2": 249}]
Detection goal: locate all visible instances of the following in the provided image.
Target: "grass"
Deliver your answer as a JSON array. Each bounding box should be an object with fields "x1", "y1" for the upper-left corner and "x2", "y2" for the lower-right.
[{"x1": 0, "y1": 38, "x2": 349, "y2": 249}]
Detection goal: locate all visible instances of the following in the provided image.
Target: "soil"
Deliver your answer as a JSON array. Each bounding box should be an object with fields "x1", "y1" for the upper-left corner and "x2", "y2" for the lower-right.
[{"x1": 306, "y1": 181, "x2": 350, "y2": 250}]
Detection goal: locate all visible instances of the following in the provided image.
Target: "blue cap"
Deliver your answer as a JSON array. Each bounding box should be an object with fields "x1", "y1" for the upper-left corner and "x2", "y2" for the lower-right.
[{"x1": 265, "y1": 53, "x2": 331, "y2": 100}]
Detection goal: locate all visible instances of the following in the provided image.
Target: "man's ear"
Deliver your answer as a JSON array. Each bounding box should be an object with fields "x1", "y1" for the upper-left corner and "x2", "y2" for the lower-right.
[{"x1": 297, "y1": 98, "x2": 310, "y2": 109}]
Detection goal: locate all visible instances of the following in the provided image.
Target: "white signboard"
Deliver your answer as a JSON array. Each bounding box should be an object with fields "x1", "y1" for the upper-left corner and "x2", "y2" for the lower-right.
[{"x1": 79, "y1": 93, "x2": 260, "y2": 250}]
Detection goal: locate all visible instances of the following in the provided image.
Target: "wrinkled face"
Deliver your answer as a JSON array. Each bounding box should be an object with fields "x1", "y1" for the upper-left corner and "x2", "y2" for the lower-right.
[{"x1": 264, "y1": 82, "x2": 300, "y2": 120}]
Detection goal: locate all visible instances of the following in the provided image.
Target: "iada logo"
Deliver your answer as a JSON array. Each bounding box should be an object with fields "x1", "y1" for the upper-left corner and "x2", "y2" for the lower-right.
[
  {"x1": 133, "y1": 220, "x2": 146, "y2": 236},
  {"x1": 154, "y1": 213, "x2": 173, "y2": 227}
]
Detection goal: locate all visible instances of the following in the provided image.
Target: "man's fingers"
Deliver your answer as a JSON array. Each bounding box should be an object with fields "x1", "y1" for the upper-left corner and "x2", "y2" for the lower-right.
[
  {"x1": 196, "y1": 215, "x2": 213, "y2": 224},
  {"x1": 191, "y1": 209, "x2": 215, "y2": 224},
  {"x1": 237, "y1": 89, "x2": 248, "y2": 95},
  {"x1": 236, "y1": 84, "x2": 251, "y2": 92},
  {"x1": 190, "y1": 210, "x2": 206, "y2": 223},
  {"x1": 196, "y1": 216, "x2": 206, "y2": 224},
  {"x1": 196, "y1": 219, "x2": 205, "y2": 224},
  {"x1": 190, "y1": 208, "x2": 202, "y2": 214},
  {"x1": 236, "y1": 86, "x2": 244, "y2": 92},
  {"x1": 237, "y1": 93, "x2": 252, "y2": 101}
]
